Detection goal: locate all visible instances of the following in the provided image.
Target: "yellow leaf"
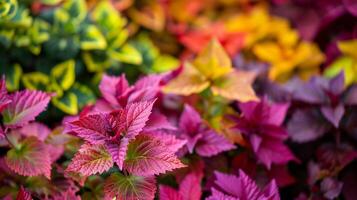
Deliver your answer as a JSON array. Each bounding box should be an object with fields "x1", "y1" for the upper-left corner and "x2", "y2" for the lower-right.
[
  {"x1": 193, "y1": 39, "x2": 232, "y2": 80},
  {"x1": 211, "y1": 70, "x2": 258, "y2": 102},
  {"x1": 338, "y1": 39, "x2": 357, "y2": 59},
  {"x1": 162, "y1": 62, "x2": 209, "y2": 95},
  {"x1": 253, "y1": 42, "x2": 282, "y2": 63}
]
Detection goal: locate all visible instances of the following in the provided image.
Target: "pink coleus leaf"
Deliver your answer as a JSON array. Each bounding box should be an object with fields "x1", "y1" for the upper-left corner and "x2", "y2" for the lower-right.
[
  {"x1": 160, "y1": 173, "x2": 202, "y2": 200},
  {"x1": 0, "y1": 76, "x2": 11, "y2": 113},
  {"x1": 16, "y1": 186, "x2": 32, "y2": 200},
  {"x1": 67, "y1": 113, "x2": 112, "y2": 144},
  {"x1": 104, "y1": 172, "x2": 156, "y2": 200},
  {"x1": 179, "y1": 104, "x2": 202, "y2": 135},
  {"x1": 105, "y1": 138, "x2": 129, "y2": 170},
  {"x1": 124, "y1": 134, "x2": 186, "y2": 176},
  {"x1": 195, "y1": 130, "x2": 235, "y2": 157},
  {"x1": 18, "y1": 122, "x2": 51, "y2": 141},
  {"x1": 179, "y1": 173, "x2": 202, "y2": 200},
  {"x1": 99, "y1": 74, "x2": 130, "y2": 107},
  {"x1": 122, "y1": 100, "x2": 156, "y2": 139},
  {"x1": 144, "y1": 112, "x2": 177, "y2": 132},
  {"x1": 2, "y1": 90, "x2": 52, "y2": 128},
  {"x1": 159, "y1": 185, "x2": 182, "y2": 200},
  {"x1": 66, "y1": 143, "x2": 113, "y2": 176},
  {"x1": 5, "y1": 137, "x2": 51, "y2": 179},
  {"x1": 207, "y1": 170, "x2": 280, "y2": 200},
  {"x1": 0, "y1": 126, "x2": 4, "y2": 139},
  {"x1": 149, "y1": 131, "x2": 187, "y2": 153}
]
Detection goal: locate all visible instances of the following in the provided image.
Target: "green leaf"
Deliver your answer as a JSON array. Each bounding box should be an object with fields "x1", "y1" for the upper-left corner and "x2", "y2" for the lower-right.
[
  {"x1": 51, "y1": 60, "x2": 76, "y2": 90},
  {"x1": 22, "y1": 72, "x2": 50, "y2": 90},
  {"x1": 0, "y1": 6, "x2": 32, "y2": 28},
  {"x1": 62, "y1": 0, "x2": 87, "y2": 23},
  {"x1": 0, "y1": 29, "x2": 14, "y2": 48},
  {"x1": 80, "y1": 24, "x2": 107, "y2": 50},
  {"x1": 110, "y1": 43, "x2": 142, "y2": 64},
  {"x1": 69, "y1": 83, "x2": 96, "y2": 109},
  {"x1": 103, "y1": 173, "x2": 156, "y2": 200},
  {"x1": 152, "y1": 55, "x2": 179, "y2": 73},
  {"x1": 82, "y1": 51, "x2": 111, "y2": 72},
  {"x1": 1, "y1": 63, "x2": 22, "y2": 92},
  {"x1": 52, "y1": 91, "x2": 78, "y2": 115}
]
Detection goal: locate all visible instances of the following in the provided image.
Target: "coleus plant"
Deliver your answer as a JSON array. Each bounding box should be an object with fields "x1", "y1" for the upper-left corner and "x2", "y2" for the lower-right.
[
  {"x1": 0, "y1": 76, "x2": 53, "y2": 178},
  {"x1": 64, "y1": 73, "x2": 187, "y2": 199}
]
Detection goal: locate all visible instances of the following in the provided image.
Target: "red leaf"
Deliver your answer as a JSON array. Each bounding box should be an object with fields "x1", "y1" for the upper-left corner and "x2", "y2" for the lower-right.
[
  {"x1": 124, "y1": 134, "x2": 186, "y2": 176},
  {"x1": 123, "y1": 100, "x2": 156, "y2": 139},
  {"x1": 16, "y1": 186, "x2": 32, "y2": 200},
  {"x1": 66, "y1": 143, "x2": 113, "y2": 176}
]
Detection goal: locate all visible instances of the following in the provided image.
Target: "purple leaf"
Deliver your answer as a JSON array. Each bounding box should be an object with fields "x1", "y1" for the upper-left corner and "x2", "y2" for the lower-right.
[
  {"x1": 2, "y1": 90, "x2": 52, "y2": 128},
  {"x1": 288, "y1": 109, "x2": 331, "y2": 143},
  {"x1": 179, "y1": 104, "x2": 202, "y2": 135},
  {"x1": 329, "y1": 72, "x2": 345, "y2": 96},
  {"x1": 320, "y1": 105, "x2": 345, "y2": 127},
  {"x1": 320, "y1": 177, "x2": 343, "y2": 200},
  {"x1": 159, "y1": 185, "x2": 182, "y2": 200},
  {"x1": 18, "y1": 122, "x2": 51, "y2": 141}
]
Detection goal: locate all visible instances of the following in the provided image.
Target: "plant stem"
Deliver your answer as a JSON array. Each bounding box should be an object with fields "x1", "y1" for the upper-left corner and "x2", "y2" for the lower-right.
[{"x1": 3, "y1": 127, "x2": 15, "y2": 149}]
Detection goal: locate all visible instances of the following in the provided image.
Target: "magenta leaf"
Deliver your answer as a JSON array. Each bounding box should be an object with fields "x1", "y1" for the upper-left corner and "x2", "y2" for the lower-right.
[
  {"x1": 99, "y1": 74, "x2": 130, "y2": 106},
  {"x1": 0, "y1": 76, "x2": 11, "y2": 113},
  {"x1": 195, "y1": 130, "x2": 235, "y2": 157},
  {"x1": 67, "y1": 113, "x2": 111, "y2": 144},
  {"x1": 104, "y1": 172, "x2": 156, "y2": 200},
  {"x1": 18, "y1": 122, "x2": 51, "y2": 141},
  {"x1": 159, "y1": 185, "x2": 182, "y2": 200},
  {"x1": 159, "y1": 173, "x2": 201, "y2": 200},
  {"x1": 16, "y1": 186, "x2": 32, "y2": 200},
  {"x1": 5, "y1": 137, "x2": 51, "y2": 179},
  {"x1": 179, "y1": 173, "x2": 202, "y2": 200},
  {"x1": 179, "y1": 104, "x2": 202, "y2": 135},
  {"x1": 208, "y1": 170, "x2": 280, "y2": 200},
  {"x1": 124, "y1": 134, "x2": 186, "y2": 176},
  {"x1": 144, "y1": 112, "x2": 176, "y2": 132},
  {"x1": 66, "y1": 143, "x2": 113, "y2": 176},
  {"x1": 105, "y1": 138, "x2": 129, "y2": 170},
  {"x1": 2, "y1": 90, "x2": 52, "y2": 128}
]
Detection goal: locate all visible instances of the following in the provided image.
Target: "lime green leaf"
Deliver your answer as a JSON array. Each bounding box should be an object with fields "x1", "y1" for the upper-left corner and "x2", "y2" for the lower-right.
[
  {"x1": 0, "y1": 0, "x2": 17, "y2": 20},
  {"x1": 91, "y1": 0, "x2": 126, "y2": 35},
  {"x1": 40, "y1": 0, "x2": 63, "y2": 6},
  {"x1": 1, "y1": 63, "x2": 22, "y2": 92},
  {"x1": 1, "y1": 6, "x2": 32, "y2": 28},
  {"x1": 324, "y1": 56, "x2": 355, "y2": 86},
  {"x1": 52, "y1": 91, "x2": 78, "y2": 115},
  {"x1": 152, "y1": 55, "x2": 179, "y2": 73},
  {"x1": 110, "y1": 44, "x2": 142, "y2": 64},
  {"x1": 22, "y1": 72, "x2": 50, "y2": 90},
  {"x1": 80, "y1": 25, "x2": 107, "y2": 50},
  {"x1": 69, "y1": 83, "x2": 96, "y2": 109},
  {"x1": 51, "y1": 60, "x2": 76, "y2": 90}
]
